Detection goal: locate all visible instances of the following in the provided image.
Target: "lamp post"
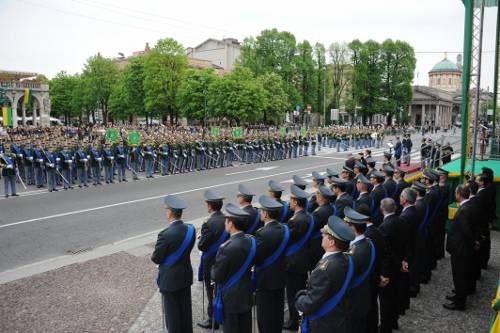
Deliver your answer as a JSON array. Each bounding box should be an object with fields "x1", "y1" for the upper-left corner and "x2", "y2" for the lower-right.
[{"x1": 12, "y1": 90, "x2": 17, "y2": 128}]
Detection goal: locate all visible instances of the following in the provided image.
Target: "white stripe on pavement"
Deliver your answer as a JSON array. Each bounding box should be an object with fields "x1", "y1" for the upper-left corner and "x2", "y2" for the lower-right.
[{"x1": 0, "y1": 161, "x2": 343, "y2": 230}]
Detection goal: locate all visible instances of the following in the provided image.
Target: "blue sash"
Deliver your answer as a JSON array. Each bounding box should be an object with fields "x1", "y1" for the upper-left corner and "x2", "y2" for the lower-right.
[
  {"x1": 1, "y1": 153, "x2": 13, "y2": 165},
  {"x1": 214, "y1": 237, "x2": 256, "y2": 324},
  {"x1": 246, "y1": 208, "x2": 260, "y2": 234},
  {"x1": 23, "y1": 148, "x2": 32, "y2": 157},
  {"x1": 160, "y1": 224, "x2": 194, "y2": 266},
  {"x1": 62, "y1": 151, "x2": 70, "y2": 161},
  {"x1": 252, "y1": 225, "x2": 289, "y2": 289},
  {"x1": 301, "y1": 255, "x2": 354, "y2": 333},
  {"x1": 197, "y1": 230, "x2": 229, "y2": 281},
  {"x1": 351, "y1": 240, "x2": 376, "y2": 288},
  {"x1": 279, "y1": 202, "x2": 289, "y2": 223},
  {"x1": 285, "y1": 215, "x2": 314, "y2": 257}
]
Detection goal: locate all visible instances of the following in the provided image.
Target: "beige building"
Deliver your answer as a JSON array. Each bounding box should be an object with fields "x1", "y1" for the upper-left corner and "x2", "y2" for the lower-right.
[{"x1": 186, "y1": 38, "x2": 241, "y2": 71}]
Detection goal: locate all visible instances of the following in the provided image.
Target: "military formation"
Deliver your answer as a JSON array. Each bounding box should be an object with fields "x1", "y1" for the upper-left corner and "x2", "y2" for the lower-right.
[
  {"x1": 0, "y1": 125, "x2": 386, "y2": 197},
  {"x1": 150, "y1": 149, "x2": 494, "y2": 333}
]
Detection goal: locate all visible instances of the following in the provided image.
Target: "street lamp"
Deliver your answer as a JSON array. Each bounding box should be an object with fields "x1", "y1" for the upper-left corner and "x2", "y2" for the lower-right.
[{"x1": 12, "y1": 90, "x2": 16, "y2": 128}]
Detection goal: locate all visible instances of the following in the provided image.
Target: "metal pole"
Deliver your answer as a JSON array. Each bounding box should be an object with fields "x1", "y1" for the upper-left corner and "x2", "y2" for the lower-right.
[
  {"x1": 460, "y1": 0, "x2": 474, "y2": 181},
  {"x1": 471, "y1": 0, "x2": 485, "y2": 177},
  {"x1": 491, "y1": 4, "x2": 500, "y2": 155},
  {"x1": 323, "y1": 68, "x2": 326, "y2": 127},
  {"x1": 203, "y1": 92, "x2": 207, "y2": 140}
]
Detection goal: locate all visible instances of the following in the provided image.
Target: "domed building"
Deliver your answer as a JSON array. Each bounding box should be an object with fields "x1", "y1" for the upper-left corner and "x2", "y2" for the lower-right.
[{"x1": 428, "y1": 53, "x2": 462, "y2": 92}]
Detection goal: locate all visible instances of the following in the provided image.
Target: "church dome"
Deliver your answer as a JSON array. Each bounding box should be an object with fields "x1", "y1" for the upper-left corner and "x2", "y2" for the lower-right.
[{"x1": 429, "y1": 57, "x2": 461, "y2": 73}]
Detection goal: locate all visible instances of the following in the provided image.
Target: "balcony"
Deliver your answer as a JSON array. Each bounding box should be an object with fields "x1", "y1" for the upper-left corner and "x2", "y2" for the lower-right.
[{"x1": 0, "y1": 81, "x2": 49, "y2": 91}]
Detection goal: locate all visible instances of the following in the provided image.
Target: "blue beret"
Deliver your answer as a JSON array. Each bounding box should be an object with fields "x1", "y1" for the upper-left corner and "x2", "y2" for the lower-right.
[
  {"x1": 204, "y1": 190, "x2": 225, "y2": 202},
  {"x1": 258, "y1": 195, "x2": 283, "y2": 211},
  {"x1": 292, "y1": 175, "x2": 308, "y2": 188},
  {"x1": 224, "y1": 202, "x2": 250, "y2": 219},
  {"x1": 311, "y1": 171, "x2": 325, "y2": 181},
  {"x1": 268, "y1": 180, "x2": 285, "y2": 192},
  {"x1": 237, "y1": 184, "x2": 255, "y2": 197},
  {"x1": 290, "y1": 184, "x2": 310, "y2": 199},
  {"x1": 322, "y1": 215, "x2": 355, "y2": 242},
  {"x1": 318, "y1": 185, "x2": 335, "y2": 198},
  {"x1": 344, "y1": 206, "x2": 369, "y2": 224},
  {"x1": 163, "y1": 195, "x2": 187, "y2": 210}
]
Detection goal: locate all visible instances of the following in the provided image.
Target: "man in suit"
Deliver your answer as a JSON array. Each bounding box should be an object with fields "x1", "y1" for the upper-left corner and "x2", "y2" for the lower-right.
[
  {"x1": 341, "y1": 166, "x2": 357, "y2": 199},
  {"x1": 151, "y1": 195, "x2": 196, "y2": 333},
  {"x1": 435, "y1": 168, "x2": 452, "y2": 260},
  {"x1": 236, "y1": 184, "x2": 261, "y2": 234},
  {"x1": 421, "y1": 170, "x2": 441, "y2": 271},
  {"x1": 283, "y1": 185, "x2": 313, "y2": 330},
  {"x1": 211, "y1": 203, "x2": 253, "y2": 333},
  {"x1": 310, "y1": 185, "x2": 335, "y2": 267},
  {"x1": 411, "y1": 180, "x2": 431, "y2": 288},
  {"x1": 254, "y1": 195, "x2": 288, "y2": 333},
  {"x1": 465, "y1": 180, "x2": 482, "y2": 292},
  {"x1": 443, "y1": 185, "x2": 477, "y2": 311},
  {"x1": 344, "y1": 206, "x2": 375, "y2": 333},
  {"x1": 382, "y1": 165, "x2": 397, "y2": 200},
  {"x1": 197, "y1": 190, "x2": 227, "y2": 329},
  {"x1": 366, "y1": 157, "x2": 377, "y2": 179},
  {"x1": 331, "y1": 177, "x2": 354, "y2": 219},
  {"x1": 369, "y1": 171, "x2": 387, "y2": 226},
  {"x1": 393, "y1": 168, "x2": 409, "y2": 213},
  {"x1": 398, "y1": 188, "x2": 420, "y2": 315},
  {"x1": 355, "y1": 174, "x2": 371, "y2": 208},
  {"x1": 476, "y1": 171, "x2": 494, "y2": 269},
  {"x1": 295, "y1": 215, "x2": 355, "y2": 333},
  {"x1": 394, "y1": 137, "x2": 402, "y2": 167},
  {"x1": 379, "y1": 198, "x2": 408, "y2": 333}
]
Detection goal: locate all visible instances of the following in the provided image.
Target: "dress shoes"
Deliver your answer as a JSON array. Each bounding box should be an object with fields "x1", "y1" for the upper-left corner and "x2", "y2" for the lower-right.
[
  {"x1": 443, "y1": 302, "x2": 465, "y2": 311},
  {"x1": 282, "y1": 320, "x2": 299, "y2": 331},
  {"x1": 197, "y1": 319, "x2": 219, "y2": 330}
]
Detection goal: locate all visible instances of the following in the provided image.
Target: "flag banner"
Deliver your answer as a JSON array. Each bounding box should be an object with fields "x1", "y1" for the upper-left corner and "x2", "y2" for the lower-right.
[
  {"x1": 2, "y1": 106, "x2": 12, "y2": 127},
  {"x1": 300, "y1": 127, "x2": 307, "y2": 136},
  {"x1": 211, "y1": 127, "x2": 220, "y2": 136},
  {"x1": 279, "y1": 127, "x2": 287, "y2": 135},
  {"x1": 233, "y1": 127, "x2": 242, "y2": 138},
  {"x1": 23, "y1": 88, "x2": 32, "y2": 105},
  {"x1": 128, "y1": 130, "x2": 141, "y2": 145},
  {"x1": 105, "y1": 128, "x2": 119, "y2": 142}
]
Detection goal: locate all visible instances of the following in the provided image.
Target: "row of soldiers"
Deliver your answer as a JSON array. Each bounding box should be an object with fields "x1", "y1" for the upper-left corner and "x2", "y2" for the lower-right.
[
  {"x1": 0, "y1": 127, "x2": 383, "y2": 197},
  {"x1": 151, "y1": 149, "x2": 484, "y2": 333}
]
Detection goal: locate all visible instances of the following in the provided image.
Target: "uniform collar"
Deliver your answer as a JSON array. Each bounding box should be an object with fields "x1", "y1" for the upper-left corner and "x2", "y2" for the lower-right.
[
  {"x1": 350, "y1": 234, "x2": 365, "y2": 246},
  {"x1": 322, "y1": 250, "x2": 341, "y2": 259}
]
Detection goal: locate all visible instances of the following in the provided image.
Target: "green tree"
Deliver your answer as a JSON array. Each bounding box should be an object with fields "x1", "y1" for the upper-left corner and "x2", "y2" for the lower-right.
[
  {"x1": 296, "y1": 40, "x2": 317, "y2": 112},
  {"x1": 380, "y1": 39, "x2": 416, "y2": 124},
  {"x1": 176, "y1": 68, "x2": 218, "y2": 122},
  {"x1": 328, "y1": 42, "x2": 351, "y2": 111},
  {"x1": 143, "y1": 38, "x2": 188, "y2": 124},
  {"x1": 108, "y1": 73, "x2": 129, "y2": 121},
  {"x1": 314, "y1": 42, "x2": 327, "y2": 123},
  {"x1": 71, "y1": 74, "x2": 95, "y2": 124},
  {"x1": 258, "y1": 72, "x2": 289, "y2": 124},
  {"x1": 82, "y1": 53, "x2": 119, "y2": 124},
  {"x1": 207, "y1": 67, "x2": 266, "y2": 125},
  {"x1": 50, "y1": 71, "x2": 79, "y2": 124}
]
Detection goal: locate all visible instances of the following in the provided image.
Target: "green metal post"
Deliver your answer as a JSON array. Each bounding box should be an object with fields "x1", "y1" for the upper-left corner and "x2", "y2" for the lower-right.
[
  {"x1": 492, "y1": 4, "x2": 500, "y2": 155},
  {"x1": 460, "y1": 0, "x2": 474, "y2": 180}
]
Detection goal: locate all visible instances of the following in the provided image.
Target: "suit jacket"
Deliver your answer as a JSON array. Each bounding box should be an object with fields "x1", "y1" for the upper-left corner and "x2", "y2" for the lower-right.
[
  {"x1": 349, "y1": 237, "x2": 372, "y2": 317},
  {"x1": 254, "y1": 220, "x2": 287, "y2": 290},
  {"x1": 198, "y1": 211, "x2": 226, "y2": 275},
  {"x1": 295, "y1": 252, "x2": 351, "y2": 333},
  {"x1": 446, "y1": 201, "x2": 475, "y2": 257},
  {"x1": 356, "y1": 192, "x2": 371, "y2": 209},
  {"x1": 365, "y1": 224, "x2": 392, "y2": 281},
  {"x1": 379, "y1": 214, "x2": 408, "y2": 278},
  {"x1": 476, "y1": 188, "x2": 494, "y2": 232},
  {"x1": 211, "y1": 232, "x2": 253, "y2": 314},
  {"x1": 399, "y1": 205, "x2": 420, "y2": 263},
  {"x1": 242, "y1": 204, "x2": 261, "y2": 234},
  {"x1": 425, "y1": 184, "x2": 441, "y2": 232},
  {"x1": 310, "y1": 204, "x2": 334, "y2": 268},
  {"x1": 286, "y1": 210, "x2": 312, "y2": 274},
  {"x1": 383, "y1": 178, "x2": 397, "y2": 199},
  {"x1": 151, "y1": 220, "x2": 196, "y2": 292},
  {"x1": 335, "y1": 193, "x2": 353, "y2": 218},
  {"x1": 370, "y1": 184, "x2": 386, "y2": 226}
]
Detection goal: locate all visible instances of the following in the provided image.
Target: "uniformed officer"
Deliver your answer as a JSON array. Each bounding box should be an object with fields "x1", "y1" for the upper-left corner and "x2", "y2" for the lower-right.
[
  {"x1": 382, "y1": 165, "x2": 397, "y2": 200},
  {"x1": 236, "y1": 184, "x2": 261, "y2": 234},
  {"x1": 268, "y1": 180, "x2": 292, "y2": 224},
  {"x1": 355, "y1": 174, "x2": 371, "y2": 209},
  {"x1": 331, "y1": 177, "x2": 353, "y2": 219},
  {"x1": 369, "y1": 171, "x2": 387, "y2": 226},
  {"x1": 197, "y1": 190, "x2": 226, "y2": 330},
  {"x1": 308, "y1": 171, "x2": 325, "y2": 213},
  {"x1": 310, "y1": 185, "x2": 335, "y2": 267},
  {"x1": 151, "y1": 195, "x2": 196, "y2": 333},
  {"x1": 1, "y1": 145, "x2": 19, "y2": 197},
  {"x1": 283, "y1": 185, "x2": 314, "y2": 330},
  {"x1": 253, "y1": 195, "x2": 288, "y2": 333},
  {"x1": 344, "y1": 206, "x2": 375, "y2": 333},
  {"x1": 211, "y1": 203, "x2": 254, "y2": 333},
  {"x1": 295, "y1": 215, "x2": 355, "y2": 333},
  {"x1": 411, "y1": 180, "x2": 432, "y2": 287}
]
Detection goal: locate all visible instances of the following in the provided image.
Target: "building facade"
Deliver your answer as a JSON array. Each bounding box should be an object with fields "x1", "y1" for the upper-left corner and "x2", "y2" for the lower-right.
[
  {"x1": 186, "y1": 38, "x2": 241, "y2": 71},
  {"x1": 0, "y1": 70, "x2": 51, "y2": 127}
]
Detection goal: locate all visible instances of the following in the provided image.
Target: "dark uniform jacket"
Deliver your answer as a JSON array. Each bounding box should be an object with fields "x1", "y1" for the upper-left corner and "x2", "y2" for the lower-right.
[
  {"x1": 399, "y1": 205, "x2": 420, "y2": 263},
  {"x1": 365, "y1": 224, "x2": 391, "y2": 282},
  {"x1": 446, "y1": 201, "x2": 475, "y2": 258},
  {"x1": 286, "y1": 209, "x2": 312, "y2": 274},
  {"x1": 379, "y1": 214, "x2": 408, "y2": 278},
  {"x1": 349, "y1": 237, "x2": 373, "y2": 318},
  {"x1": 242, "y1": 204, "x2": 261, "y2": 234},
  {"x1": 151, "y1": 220, "x2": 196, "y2": 293},
  {"x1": 383, "y1": 178, "x2": 397, "y2": 199},
  {"x1": 356, "y1": 192, "x2": 371, "y2": 209},
  {"x1": 370, "y1": 184, "x2": 386, "y2": 226},
  {"x1": 211, "y1": 232, "x2": 253, "y2": 314},
  {"x1": 254, "y1": 220, "x2": 287, "y2": 290},
  {"x1": 295, "y1": 252, "x2": 351, "y2": 333},
  {"x1": 310, "y1": 204, "x2": 334, "y2": 267},
  {"x1": 334, "y1": 193, "x2": 353, "y2": 219},
  {"x1": 198, "y1": 211, "x2": 226, "y2": 276}
]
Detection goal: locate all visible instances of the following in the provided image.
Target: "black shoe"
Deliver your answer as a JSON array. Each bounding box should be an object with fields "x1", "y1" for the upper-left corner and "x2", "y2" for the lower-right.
[
  {"x1": 4, "y1": 194, "x2": 9, "y2": 198},
  {"x1": 197, "y1": 319, "x2": 218, "y2": 329},
  {"x1": 53, "y1": 189, "x2": 58, "y2": 192},
  {"x1": 79, "y1": 185, "x2": 83, "y2": 188},
  {"x1": 282, "y1": 320, "x2": 299, "y2": 331},
  {"x1": 84, "y1": 184, "x2": 89, "y2": 187},
  {"x1": 443, "y1": 302, "x2": 465, "y2": 311},
  {"x1": 12, "y1": 194, "x2": 19, "y2": 197},
  {"x1": 123, "y1": 179, "x2": 127, "y2": 182}
]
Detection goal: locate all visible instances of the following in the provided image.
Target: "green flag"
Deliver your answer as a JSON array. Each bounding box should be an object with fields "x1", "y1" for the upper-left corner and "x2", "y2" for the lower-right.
[
  {"x1": 105, "y1": 128, "x2": 119, "y2": 142},
  {"x1": 211, "y1": 127, "x2": 220, "y2": 136},
  {"x1": 128, "y1": 130, "x2": 141, "y2": 145},
  {"x1": 233, "y1": 127, "x2": 242, "y2": 138},
  {"x1": 279, "y1": 127, "x2": 287, "y2": 135},
  {"x1": 300, "y1": 127, "x2": 307, "y2": 136}
]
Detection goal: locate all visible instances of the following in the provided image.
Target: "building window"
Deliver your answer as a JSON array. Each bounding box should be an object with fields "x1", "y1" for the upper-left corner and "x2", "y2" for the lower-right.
[
  {"x1": 437, "y1": 78, "x2": 441, "y2": 85},
  {"x1": 449, "y1": 78, "x2": 451, "y2": 85}
]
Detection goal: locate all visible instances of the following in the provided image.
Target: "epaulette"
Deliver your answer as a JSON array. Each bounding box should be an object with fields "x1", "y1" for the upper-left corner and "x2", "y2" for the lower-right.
[
  {"x1": 221, "y1": 239, "x2": 231, "y2": 248},
  {"x1": 348, "y1": 245, "x2": 356, "y2": 256},
  {"x1": 317, "y1": 259, "x2": 329, "y2": 271},
  {"x1": 255, "y1": 226, "x2": 264, "y2": 234}
]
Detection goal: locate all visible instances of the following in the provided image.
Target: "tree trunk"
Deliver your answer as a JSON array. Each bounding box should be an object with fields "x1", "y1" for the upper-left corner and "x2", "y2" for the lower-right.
[{"x1": 91, "y1": 109, "x2": 96, "y2": 124}]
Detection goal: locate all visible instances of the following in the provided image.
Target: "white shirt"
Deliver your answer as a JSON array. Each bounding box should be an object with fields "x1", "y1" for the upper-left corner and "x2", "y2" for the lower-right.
[
  {"x1": 459, "y1": 199, "x2": 470, "y2": 207},
  {"x1": 350, "y1": 234, "x2": 365, "y2": 246},
  {"x1": 402, "y1": 204, "x2": 415, "y2": 212},
  {"x1": 322, "y1": 250, "x2": 341, "y2": 259},
  {"x1": 383, "y1": 212, "x2": 395, "y2": 219}
]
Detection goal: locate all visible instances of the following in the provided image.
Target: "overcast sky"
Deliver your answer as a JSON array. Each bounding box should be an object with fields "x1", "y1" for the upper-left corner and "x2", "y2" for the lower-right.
[{"x1": 0, "y1": 0, "x2": 498, "y2": 88}]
